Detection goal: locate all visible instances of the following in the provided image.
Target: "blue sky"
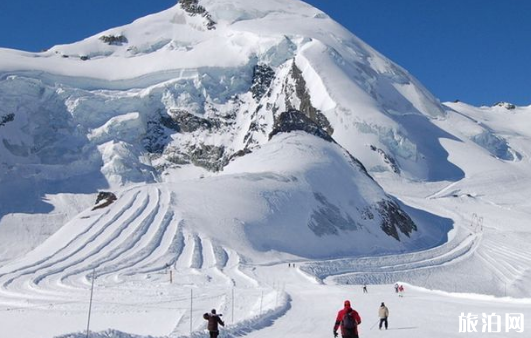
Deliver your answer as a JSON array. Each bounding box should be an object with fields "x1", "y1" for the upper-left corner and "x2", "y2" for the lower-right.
[{"x1": 0, "y1": 0, "x2": 529, "y2": 106}]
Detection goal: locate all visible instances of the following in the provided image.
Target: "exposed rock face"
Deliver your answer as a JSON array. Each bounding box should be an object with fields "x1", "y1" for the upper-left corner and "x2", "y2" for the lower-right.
[
  {"x1": 269, "y1": 109, "x2": 333, "y2": 142},
  {"x1": 243, "y1": 59, "x2": 336, "y2": 162},
  {"x1": 308, "y1": 192, "x2": 418, "y2": 241},
  {"x1": 142, "y1": 107, "x2": 230, "y2": 171},
  {"x1": 188, "y1": 144, "x2": 227, "y2": 171},
  {"x1": 154, "y1": 142, "x2": 229, "y2": 172},
  {"x1": 288, "y1": 62, "x2": 333, "y2": 135},
  {"x1": 99, "y1": 35, "x2": 128, "y2": 46},
  {"x1": 0, "y1": 113, "x2": 14, "y2": 127},
  {"x1": 180, "y1": 0, "x2": 216, "y2": 30},
  {"x1": 251, "y1": 64, "x2": 275, "y2": 101},
  {"x1": 377, "y1": 200, "x2": 417, "y2": 241},
  {"x1": 92, "y1": 192, "x2": 117, "y2": 210},
  {"x1": 493, "y1": 102, "x2": 516, "y2": 110},
  {"x1": 143, "y1": 117, "x2": 170, "y2": 154},
  {"x1": 168, "y1": 109, "x2": 216, "y2": 133},
  {"x1": 370, "y1": 145, "x2": 401, "y2": 174}
]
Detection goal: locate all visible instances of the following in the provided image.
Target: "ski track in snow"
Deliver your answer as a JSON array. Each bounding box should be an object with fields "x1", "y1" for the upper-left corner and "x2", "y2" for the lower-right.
[
  {"x1": 0, "y1": 181, "x2": 530, "y2": 338},
  {"x1": 0, "y1": 185, "x2": 270, "y2": 337},
  {"x1": 0, "y1": 184, "x2": 510, "y2": 338},
  {"x1": 307, "y1": 227, "x2": 481, "y2": 284}
]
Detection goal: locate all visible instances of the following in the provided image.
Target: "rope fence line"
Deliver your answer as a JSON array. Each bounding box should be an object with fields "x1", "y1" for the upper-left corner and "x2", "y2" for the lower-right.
[{"x1": 0, "y1": 285, "x2": 282, "y2": 316}]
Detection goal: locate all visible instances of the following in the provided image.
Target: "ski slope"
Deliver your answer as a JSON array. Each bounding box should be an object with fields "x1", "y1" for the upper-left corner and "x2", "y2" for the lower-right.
[
  {"x1": 0, "y1": 185, "x2": 269, "y2": 338},
  {"x1": 1, "y1": 151, "x2": 531, "y2": 338}
]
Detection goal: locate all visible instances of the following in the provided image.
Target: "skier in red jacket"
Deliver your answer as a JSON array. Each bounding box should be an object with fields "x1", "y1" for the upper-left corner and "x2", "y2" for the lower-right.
[{"x1": 333, "y1": 300, "x2": 362, "y2": 338}]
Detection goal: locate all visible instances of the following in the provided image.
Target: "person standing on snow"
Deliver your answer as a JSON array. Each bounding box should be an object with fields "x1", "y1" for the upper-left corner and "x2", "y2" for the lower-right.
[
  {"x1": 398, "y1": 285, "x2": 405, "y2": 297},
  {"x1": 378, "y1": 302, "x2": 389, "y2": 330},
  {"x1": 203, "y1": 309, "x2": 225, "y2": 338},
  {"x1": 333, "y1": 300, "x2": 362, "y2": 338}
]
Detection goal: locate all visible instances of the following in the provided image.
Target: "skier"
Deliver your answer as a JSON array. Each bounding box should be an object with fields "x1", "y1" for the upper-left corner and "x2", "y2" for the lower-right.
[
  {"x1": 398, "y1": 285, "x2": 405, "y2": 297},
  {"x1": 362, "y1": 285, "x2": 368, "y2": 293},
  {"x1": 333, "y1": 300, "x2": 362, "y2": 338},
  {"x1": 203, "y1": 309, "x2": 225, "y2": 338},
  {"x1": 394, "y1": 283, "x2": 399, "y2": 293},
  {"x1": 378, "y1": 302, "x2": 389, "y2": 330}
]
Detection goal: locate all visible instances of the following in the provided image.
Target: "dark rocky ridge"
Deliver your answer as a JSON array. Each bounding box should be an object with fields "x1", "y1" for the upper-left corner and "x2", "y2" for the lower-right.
[
  {"x1": 370, "y1": 145, "x2": 401, "y2": 174},
  {"x1": 180, "y1": 0, "x2": 217, "y2": 30},
  {"x1": 92, "y1": 192, "x2": 117, "y2": 211},
  {"x1": 99, "y1": 35, "x2": 128, "y2": 46},
  {"x1": 0, "y1": 113, "x2": 14, "y2": 127},
  {"x1": 251, "y1": 64, "x2": 275, "y2": 101},
  {"x1": 288, "y1": 62, "x2": 334, "y2": 135},
  {"x1": 269, "y1": 109, "x2": 333, "y2": 142},
  {"x1": 377, "y1": 200, "x2": 417, "y2": 240}
]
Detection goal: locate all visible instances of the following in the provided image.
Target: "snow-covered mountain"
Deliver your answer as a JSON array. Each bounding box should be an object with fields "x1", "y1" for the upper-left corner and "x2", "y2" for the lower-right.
[
  {"x1": 0, "y1": 0, "x2": 459, "y2": 260},
  {"x1": 1, "y1": 1, "x2": 531, "y2": 337},
  {"x1": 0, "y1": 0, "x2": 459, "y2": 183}
]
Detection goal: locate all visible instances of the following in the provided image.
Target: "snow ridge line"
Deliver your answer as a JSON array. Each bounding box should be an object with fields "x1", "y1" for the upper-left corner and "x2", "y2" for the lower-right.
[
  {"x1": 30, "y1": 189, "x2": 155, "y2": 286},
  {"x1": 0, "y1": 191, "x2": 139, "y2": 279},
  {"x1": 0, "y1": 190, "x2": 145, "y2": 293},
  {"x1": 303, "y1": 229, "x2": 480, "y2": 281},
  {"x1": 190, "y1": 234, "x2": 204, "y2": 269},
  {"x1": 116, "y1": 191, "x2": 180, "y2": 274},
  {"x1": 107, "y1": 209, "x2": 175, "y2": 276},
  {"x1": 131, "y1": 220, "x2": 186, "y2": 275},
  {"x1": 59, "y1": 188, "x2": 166, "y2": 282}
]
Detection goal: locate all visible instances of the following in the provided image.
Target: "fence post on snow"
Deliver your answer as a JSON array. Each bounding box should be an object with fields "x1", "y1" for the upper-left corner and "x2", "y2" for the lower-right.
[
  {"x1": 259, "y1": 290, "x2": 263, "y2": 316},
  {"x1": 231, "y1": 288, "x2": 235, "y2": 324},
  {"x1": 86, "y1": 269, "x2": 96, "y2": 338},
  {"x1": 189, "y1": 289, "x2": 193, "y2": 336}
]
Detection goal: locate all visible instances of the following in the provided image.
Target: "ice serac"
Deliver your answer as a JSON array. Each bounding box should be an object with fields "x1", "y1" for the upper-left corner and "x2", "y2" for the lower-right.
[{"x1": 0, "y1": 0, "x2": 453, "y2": 260}]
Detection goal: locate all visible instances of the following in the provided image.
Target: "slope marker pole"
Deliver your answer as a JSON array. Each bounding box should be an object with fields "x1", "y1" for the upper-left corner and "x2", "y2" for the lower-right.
[
  {"x1": 86, "y1": 269, "x2": 96, "y2": 338},
  {"x1": 190, "y1": 289, "x2": 193, "y2": 336},
  {"x1": 259, "y1": 290, "x2": 263, "y2": 316}
]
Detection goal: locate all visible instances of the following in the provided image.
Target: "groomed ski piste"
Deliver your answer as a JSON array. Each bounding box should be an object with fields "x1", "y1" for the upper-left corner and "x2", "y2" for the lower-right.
[{"x1": 2, "y1": 105, "x2": 531, "y2": 338}]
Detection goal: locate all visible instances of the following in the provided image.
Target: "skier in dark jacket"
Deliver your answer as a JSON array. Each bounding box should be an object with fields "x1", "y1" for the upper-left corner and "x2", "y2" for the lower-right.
[
  {"x1": 203, "y1": 309, "x2": 225, "y2": 338},
  {"x1": 333, "y1": 300, "x2": 362, "y2": 338}
]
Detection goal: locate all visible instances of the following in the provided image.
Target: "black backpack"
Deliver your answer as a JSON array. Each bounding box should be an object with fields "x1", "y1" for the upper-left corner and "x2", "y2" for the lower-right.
[{"x1": 342, "y1": 311, "x2": 357, "y2": 330}]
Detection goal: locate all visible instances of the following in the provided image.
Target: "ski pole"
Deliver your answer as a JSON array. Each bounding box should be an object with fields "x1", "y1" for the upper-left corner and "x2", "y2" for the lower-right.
[{"x1": 370, "y1": 318, "x2": 380, "y2": 330}]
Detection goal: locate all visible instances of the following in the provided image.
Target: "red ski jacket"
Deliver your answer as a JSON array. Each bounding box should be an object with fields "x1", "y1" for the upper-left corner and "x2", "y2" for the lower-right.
[{"x1": 334, "y1": 306, "x2": 362, "y2": 336}]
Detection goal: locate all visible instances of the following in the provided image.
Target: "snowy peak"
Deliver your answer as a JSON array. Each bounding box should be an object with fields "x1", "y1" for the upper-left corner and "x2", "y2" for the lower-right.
[
  {"x1": 0, "y1": 0, "x2": 458, "y2": 188},
  {"x1": 41, "y1": 0, "x2": 324, "y2": 68},
  {"x1": 0, "y1": 0, "x2": 460, "y2": 262}
]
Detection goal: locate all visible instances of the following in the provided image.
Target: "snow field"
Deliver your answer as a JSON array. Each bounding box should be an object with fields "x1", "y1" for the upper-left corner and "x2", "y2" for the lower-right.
[{"x1": 0, "y1": 183, "x2": 287, "y2": 338}]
